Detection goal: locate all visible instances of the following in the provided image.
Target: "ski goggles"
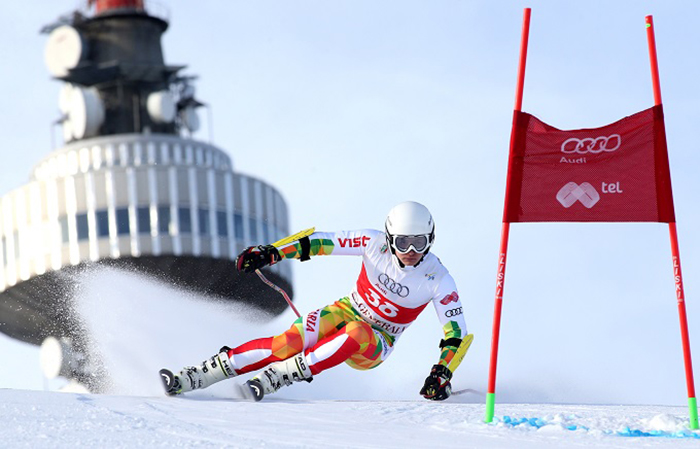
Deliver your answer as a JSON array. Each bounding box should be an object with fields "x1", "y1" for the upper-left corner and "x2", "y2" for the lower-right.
[{"x1": 390, "y1": 234, "x2": 431, "y2": 254}]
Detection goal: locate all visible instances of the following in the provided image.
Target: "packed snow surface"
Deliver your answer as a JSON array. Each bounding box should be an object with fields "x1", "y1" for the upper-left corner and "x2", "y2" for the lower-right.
[
  {"x1": 3, "y1": 267, "x2": 698, "y2": 447},
  {"x1": 1, "y1": 389, "x2": 698, "y2": 448}
]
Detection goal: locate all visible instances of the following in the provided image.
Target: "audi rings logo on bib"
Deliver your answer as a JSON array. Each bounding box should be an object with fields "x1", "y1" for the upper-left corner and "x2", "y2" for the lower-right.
[
  {"x1": 377, "y1": 273, "x2": 409, "y2": 298},
  {"x1": 561, "y1": 134, "x2": 621, "y2": 154}
]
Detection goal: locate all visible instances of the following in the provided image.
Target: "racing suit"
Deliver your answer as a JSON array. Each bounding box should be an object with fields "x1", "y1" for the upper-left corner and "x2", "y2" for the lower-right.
[{"x1": 227, "y1": 229, "x2": 467, "y2": 376}]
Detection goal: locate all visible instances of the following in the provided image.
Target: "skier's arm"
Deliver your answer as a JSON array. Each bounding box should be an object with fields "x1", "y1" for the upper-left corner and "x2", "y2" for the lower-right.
[
  {"x1": 276, "y1": 229, "x2": 381, "y2": 260},
  {"x1": 235, "y1": 230, "x2": 381, "y2": 273},
  {"x1": 437, "y1": 320, "x2": 465, "y2": 368},
  {"x1": 420, "y1": 277, "x2": 467, "y2": 401},
  {"x1": 432, "y1": 285, "x2": 467, "y2": 369}
]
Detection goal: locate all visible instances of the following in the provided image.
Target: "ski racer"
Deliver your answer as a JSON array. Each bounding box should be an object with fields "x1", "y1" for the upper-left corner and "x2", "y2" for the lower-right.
[{"x1": 160, "y1": 201, "x2": 470, "y2": 401}]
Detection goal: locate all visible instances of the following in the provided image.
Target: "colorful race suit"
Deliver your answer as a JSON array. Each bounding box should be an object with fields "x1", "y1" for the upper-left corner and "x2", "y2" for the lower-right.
[{"x1": 227, "y1": 229, "x2": 467, "y2": 376}]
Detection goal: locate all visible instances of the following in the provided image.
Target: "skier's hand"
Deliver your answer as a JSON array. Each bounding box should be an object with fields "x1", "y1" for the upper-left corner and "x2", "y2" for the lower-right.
[
  {"x1": 420, "y1": 364, "x2": 452, "y2": 401},
  {"x1": 235, "y1": 245, "x2": 282, "y2": 273}
]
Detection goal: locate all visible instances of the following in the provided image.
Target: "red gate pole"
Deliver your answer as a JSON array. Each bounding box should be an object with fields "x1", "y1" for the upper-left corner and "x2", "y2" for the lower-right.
[
  {"x1": 484, "y1": 7, "x2": 531, "y2": 424},
  {"x1": 646, "y1": 15, "x2": 698, "y2": 430}
]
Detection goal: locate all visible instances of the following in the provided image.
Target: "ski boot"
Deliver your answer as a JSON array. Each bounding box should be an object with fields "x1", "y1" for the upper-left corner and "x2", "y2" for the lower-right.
[
  {"x1": 245, "y1": 353, "x2": 313, "y2": 401},
  {"x1": 160, "y1": 347, "x2": 236, "y2": 396}
]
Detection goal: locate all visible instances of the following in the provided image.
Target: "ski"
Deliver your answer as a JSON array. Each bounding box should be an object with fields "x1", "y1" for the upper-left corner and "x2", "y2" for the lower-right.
[
  {"x1": 159, "y1": 368, "x2": 181, "y2": 396},
  {"x1": 240, "y1": 379, "x2": 265, "y2": 402},
  {"x1": 160, "y1": 368, "x2": 263, "y2": 402}
]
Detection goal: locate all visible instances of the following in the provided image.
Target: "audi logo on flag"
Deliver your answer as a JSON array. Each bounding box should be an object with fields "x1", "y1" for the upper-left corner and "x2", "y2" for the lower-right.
[
  {"x1": 378, "y1": 273, "x2": 410, "y2": 297},
  {"x1": 556, "y1": 182, "x2": 600, "y2": 209},
  {"x1": 561, "y1": 134, "x2": 621, "y2": 154}
]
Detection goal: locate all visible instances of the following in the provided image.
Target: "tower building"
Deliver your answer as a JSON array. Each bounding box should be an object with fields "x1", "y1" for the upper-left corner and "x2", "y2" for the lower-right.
[{"x1": 0, "y1": 0, "x2": 293, "y2": 389}]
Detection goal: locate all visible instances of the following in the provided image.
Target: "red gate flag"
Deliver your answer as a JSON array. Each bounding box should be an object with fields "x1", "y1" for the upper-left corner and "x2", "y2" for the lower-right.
[
  {"x1": 487, "y1": 10, "x2": 698, "y2": 430},
  {"x1": 503, "y1": 105, "x2": 675, "y2": 223}
]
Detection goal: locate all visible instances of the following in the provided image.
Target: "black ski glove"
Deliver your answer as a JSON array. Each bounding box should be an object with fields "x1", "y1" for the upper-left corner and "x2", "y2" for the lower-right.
[
  {"x1": 420, "y1": 364, "x2": 452, "y2": 401},
  {"x1": 235, "y1": 245, "x2": 281, "y2": 273}
]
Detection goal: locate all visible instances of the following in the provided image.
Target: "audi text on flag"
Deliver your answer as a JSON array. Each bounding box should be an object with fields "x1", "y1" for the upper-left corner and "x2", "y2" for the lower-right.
[{"x1": 503, "y1": 105, "x2": 675, "y2": 222}]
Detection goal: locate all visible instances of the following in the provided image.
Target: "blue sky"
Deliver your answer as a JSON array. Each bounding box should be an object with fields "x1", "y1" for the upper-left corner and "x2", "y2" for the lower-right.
[{"x1": 1, "y1": 1, "x2": 699, "y2": 405}]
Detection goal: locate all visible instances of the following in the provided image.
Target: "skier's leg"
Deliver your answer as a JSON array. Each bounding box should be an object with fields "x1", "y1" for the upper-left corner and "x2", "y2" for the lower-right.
[
  {"x1": 227, "y1": 321, "x2": 305, "y2": 375},
  {"x1": 229, "y1": 298, "x2": 357, "y2": 375},
  {"x1": 306, "y1": 320, "x2": 394, "y2": 374},
  {"x1": 164, "y1": 298, "x2": 356, "y2": 396},
  {"x1": 250, "y1": 319, "x2": 394, "y2": 398},
  {"x1": 245, "y1": 298, "x2": 372, "y2": 397}
]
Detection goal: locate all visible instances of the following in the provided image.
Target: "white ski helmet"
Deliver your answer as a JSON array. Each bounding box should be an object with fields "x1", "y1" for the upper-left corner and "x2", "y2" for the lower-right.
[{"x1": 385, "y1": 201, "x2": 435, "y2": 258}]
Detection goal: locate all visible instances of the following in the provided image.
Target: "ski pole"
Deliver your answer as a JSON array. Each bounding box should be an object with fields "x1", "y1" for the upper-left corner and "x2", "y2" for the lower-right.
[
  {"x1": 255, "y1": 269, "x2": 301, "y2": 318},
  {"x1": 253, "y1": 227, "x2": 314, "y2": 318}
]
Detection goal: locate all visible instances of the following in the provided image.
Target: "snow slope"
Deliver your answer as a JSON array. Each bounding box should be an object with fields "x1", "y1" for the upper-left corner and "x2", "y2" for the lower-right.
[
  {"x1": 1, "y1": 388, "x2": 698, "y2": 448},
  {"x1": 1, "y1": 267, "x2": 697, "y2": 448}
]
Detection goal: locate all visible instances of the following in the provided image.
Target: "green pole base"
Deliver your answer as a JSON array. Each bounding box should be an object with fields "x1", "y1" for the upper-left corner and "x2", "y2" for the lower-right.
[
  {"x1": 689, "y1": 397, "x2": 699, "y2": 430},
  {"x1": 485, "y1": 392, "x2": 496, "y2": 423}
]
